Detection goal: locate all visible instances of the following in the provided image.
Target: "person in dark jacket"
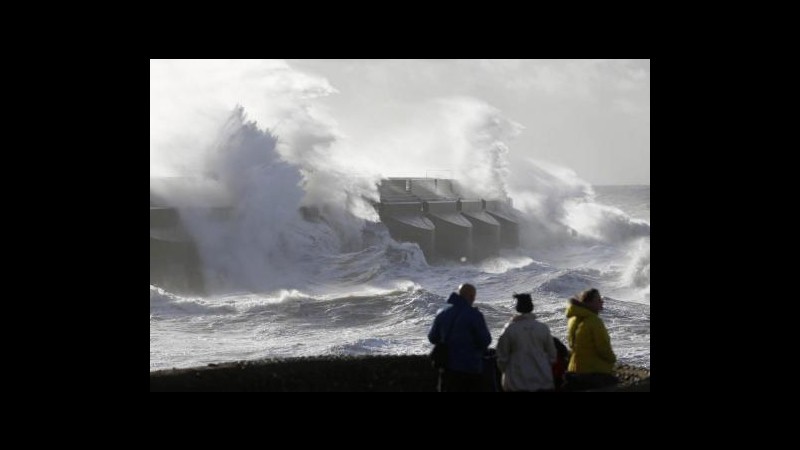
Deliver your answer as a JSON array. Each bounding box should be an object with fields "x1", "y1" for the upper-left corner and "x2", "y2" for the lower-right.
[{"x1": 428, "y1": 283, "x2": 493, "y2": 392}]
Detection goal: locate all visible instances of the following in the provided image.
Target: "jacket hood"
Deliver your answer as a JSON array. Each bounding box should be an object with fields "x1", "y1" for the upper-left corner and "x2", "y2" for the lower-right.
[
  {"x1": 447, "y1": 292, "x2": 470, "y2": 308},
  {"x1": 566, "y1": 298, "x2": 596, "y2": 319},
  {"x1": 511, "y1": 312, "x2": 537, "y2": 323}
]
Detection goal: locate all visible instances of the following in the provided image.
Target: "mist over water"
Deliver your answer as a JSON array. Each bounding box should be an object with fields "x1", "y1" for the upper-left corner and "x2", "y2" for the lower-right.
[{"x1": 150, "y1": 60, "x2": 649, "y2": 370}]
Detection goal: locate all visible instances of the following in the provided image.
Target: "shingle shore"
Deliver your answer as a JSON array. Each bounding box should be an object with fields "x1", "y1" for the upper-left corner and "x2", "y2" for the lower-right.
[{"x1": 150, "y1": 355, "x2": 650, "y2": 392}]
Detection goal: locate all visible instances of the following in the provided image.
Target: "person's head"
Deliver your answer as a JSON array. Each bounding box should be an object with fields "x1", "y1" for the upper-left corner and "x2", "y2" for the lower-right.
[
  {"x1": 458, "y1": 283, "x2": 477, "y2": 305},
  {"x1": 513, "y1": 293, "x2": 533, "y2": 313},
  {"x1": 578, "y1": 288, "x2": 603, "y2": 313}
]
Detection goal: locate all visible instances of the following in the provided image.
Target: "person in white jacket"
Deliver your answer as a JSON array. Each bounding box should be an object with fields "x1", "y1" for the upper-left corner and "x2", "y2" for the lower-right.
[{"x1": 496, "y1": 293, "x2": 558, "y2": 392}]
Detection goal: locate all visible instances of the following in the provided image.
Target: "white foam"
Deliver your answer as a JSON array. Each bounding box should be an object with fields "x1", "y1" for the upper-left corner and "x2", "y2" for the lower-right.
[{"x1": 150, "y1": 61, "x2": 650, "y2": 370}]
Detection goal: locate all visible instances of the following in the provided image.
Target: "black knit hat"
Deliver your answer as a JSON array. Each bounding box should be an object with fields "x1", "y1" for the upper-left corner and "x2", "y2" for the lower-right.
[{"x1": 513, "y1": 293, "x2": 533, "y2": 313}]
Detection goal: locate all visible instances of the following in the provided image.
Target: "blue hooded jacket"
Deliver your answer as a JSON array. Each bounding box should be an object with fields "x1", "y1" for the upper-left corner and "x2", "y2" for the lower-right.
[{"x1": 428, "y1": 292, "x2": 492, "y2": 374}]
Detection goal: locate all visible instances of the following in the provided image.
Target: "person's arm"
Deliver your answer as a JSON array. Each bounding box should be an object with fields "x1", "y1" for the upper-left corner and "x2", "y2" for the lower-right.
[
  {"x1": 544, "y1": 328, "x2": 558, "y2": 364},
  {"x1": 496, "y1": 325, "x2": 510, "y2": 372},
  {"x1": 473, "y1": 311, "x2": 492, "y2": 350},
  {"x1": 428, "y1": 314, "x2": 441, "y2": 345},
  {"x1": 593, "y1": 319, "x2": 617, "y2": 364}
]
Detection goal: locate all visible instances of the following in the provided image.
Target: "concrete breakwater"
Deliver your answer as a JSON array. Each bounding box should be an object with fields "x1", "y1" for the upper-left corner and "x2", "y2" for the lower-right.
[
  {"x1": 150, "y1": 177, "x2": 520, "y2": 294},
  {"x1": 377, "y1": 178, "x2": 518, "y2": 262}
]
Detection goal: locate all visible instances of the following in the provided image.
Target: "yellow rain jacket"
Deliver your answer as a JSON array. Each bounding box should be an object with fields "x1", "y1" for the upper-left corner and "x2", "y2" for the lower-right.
[{"x1": 566, "y1": 300, "x2": 616, "y2": 374}]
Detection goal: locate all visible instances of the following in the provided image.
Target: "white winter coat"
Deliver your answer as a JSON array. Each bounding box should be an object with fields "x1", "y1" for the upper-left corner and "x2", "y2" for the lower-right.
[{"x1": 496, "y1": 314, "x2": 558, "y2": 392}]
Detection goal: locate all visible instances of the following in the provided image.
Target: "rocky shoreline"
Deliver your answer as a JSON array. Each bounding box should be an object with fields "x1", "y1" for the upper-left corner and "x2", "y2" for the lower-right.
[{"x1": 150, "y1": 355, "x2": 650, "y2": 392}]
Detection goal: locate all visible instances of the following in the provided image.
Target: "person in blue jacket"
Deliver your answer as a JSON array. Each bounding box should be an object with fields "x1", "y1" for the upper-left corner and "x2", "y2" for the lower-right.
[{"x1": 428, "y1": 283, "x2": 493, "y2": 392}]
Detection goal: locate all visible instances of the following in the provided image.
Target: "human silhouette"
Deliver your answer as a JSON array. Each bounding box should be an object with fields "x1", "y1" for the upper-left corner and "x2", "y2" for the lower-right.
[
  {"x1": 428, "y1": 283, "x2": 492, "y2": 392},
  {"x1": 496, "y1": 293, "x2": 557, "y2": 392},
  {"x1": 563, "y1": 288, "x2": 618, "y2": 391}
]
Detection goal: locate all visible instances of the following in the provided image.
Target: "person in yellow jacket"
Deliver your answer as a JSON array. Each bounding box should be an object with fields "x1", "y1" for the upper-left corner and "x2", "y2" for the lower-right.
[{"x1": 564, "y1": 288, "x2": 618, "y2": 391}]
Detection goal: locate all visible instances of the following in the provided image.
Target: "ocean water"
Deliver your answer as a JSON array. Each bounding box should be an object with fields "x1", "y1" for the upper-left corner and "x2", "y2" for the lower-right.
[
  {"x1": 150, "y1": 60, "x2": 650, "y2": 372},
  {"x1": 150, "y1": 181, "x2": 649, "y2": 371}
]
